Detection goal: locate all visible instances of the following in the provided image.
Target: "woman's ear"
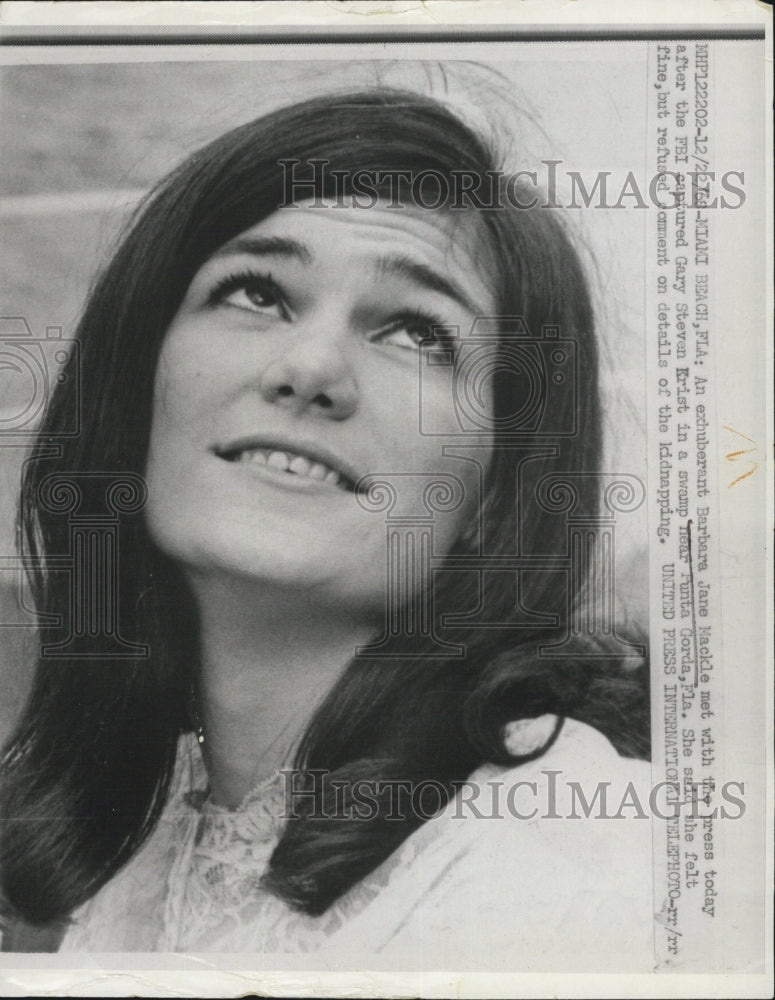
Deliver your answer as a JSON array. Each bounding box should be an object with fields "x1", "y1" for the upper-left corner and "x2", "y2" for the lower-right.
[{"x1": 501, "y1": 714, "x2": 560, "y2": 757}]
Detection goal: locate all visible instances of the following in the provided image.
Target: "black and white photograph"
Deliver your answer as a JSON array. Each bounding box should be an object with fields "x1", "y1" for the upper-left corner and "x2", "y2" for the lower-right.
[{"x1": 0, "y1": 2, "x2": 770, "y2": 996}]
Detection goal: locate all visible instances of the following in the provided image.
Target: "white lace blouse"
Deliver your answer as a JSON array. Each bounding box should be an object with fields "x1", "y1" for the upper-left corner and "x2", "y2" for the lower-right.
[{"x1": 60, "y1": 719, "x2": 655, "y2": 969}]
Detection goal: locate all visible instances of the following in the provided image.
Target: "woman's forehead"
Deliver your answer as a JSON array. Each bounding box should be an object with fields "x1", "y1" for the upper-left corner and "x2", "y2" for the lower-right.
[{"x1": 216, "y1": 200, "x2": 497, "y2": 312}]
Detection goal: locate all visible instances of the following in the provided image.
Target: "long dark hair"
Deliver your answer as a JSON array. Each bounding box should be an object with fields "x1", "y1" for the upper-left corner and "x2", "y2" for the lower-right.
[{"x1": 0, "y1": 89, "x2": 649, "y2": 928}]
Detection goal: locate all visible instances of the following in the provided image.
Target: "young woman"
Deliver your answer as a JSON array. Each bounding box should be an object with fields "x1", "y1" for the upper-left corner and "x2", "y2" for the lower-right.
[{"x1": 1, "y1": 89, "x2": 652, "y2": 964}]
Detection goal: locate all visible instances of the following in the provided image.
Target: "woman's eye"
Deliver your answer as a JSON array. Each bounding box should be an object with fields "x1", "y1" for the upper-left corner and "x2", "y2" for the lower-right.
[
  {"x1": 208, "y1": 272, "x2": 287, "y2": 318},
  {"x1": 374, "y1": 314, "x2": 451, "y2": 353}
]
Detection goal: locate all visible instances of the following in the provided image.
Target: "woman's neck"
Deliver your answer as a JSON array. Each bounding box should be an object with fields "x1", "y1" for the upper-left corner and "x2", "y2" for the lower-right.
[{"x1": 189, "y1": 575, "x2": 378, "y2": 807}]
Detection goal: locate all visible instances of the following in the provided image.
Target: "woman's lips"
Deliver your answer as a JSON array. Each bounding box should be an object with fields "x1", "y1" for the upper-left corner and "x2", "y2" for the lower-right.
[
  {"x1": 223, "y1": 445, "x2": 350, "y2": 490},
  {"x1": 214, "y1": 434, "x2": 369, "y2": 492}
]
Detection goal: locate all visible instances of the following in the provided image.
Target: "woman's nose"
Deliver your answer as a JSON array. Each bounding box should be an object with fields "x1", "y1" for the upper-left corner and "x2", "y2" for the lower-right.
[{"x1": 256, "y1": 325, "x2": 358, "y2": 420}]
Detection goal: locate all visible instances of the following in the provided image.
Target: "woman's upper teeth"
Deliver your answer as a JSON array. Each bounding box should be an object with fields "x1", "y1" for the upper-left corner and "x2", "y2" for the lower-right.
[{"x1": 236, "y1": 447, "x2": 345, "y2": 486}]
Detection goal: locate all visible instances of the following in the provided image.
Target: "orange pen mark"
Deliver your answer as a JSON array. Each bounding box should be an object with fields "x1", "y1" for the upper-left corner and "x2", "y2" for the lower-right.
[
  {"x1": 723, "y1": 426, "x2": 758, "y2": 488},
  {"x1": 726, "y1": 447, "x2": 756, "y2": 460},
  {"x1": 723, "y1": 424, "x2": 755, "y2": 444},
  {"x1": 728, "y1": 463, "x2": 759, "y2": 489}
]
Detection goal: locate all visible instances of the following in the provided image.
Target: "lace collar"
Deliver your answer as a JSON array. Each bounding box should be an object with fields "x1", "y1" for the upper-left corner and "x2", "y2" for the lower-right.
[{"x1": 176, "y1": 731, "x2": 289, "y2": 843}]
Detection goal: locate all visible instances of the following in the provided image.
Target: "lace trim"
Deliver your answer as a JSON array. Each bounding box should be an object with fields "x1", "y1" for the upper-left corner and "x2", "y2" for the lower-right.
[
  {"x1": 62, "y1": 720, "x2": 641, "y2": 953},
  {"x1": 157, "y1": 733, "x2": 428, "y2": 951}
]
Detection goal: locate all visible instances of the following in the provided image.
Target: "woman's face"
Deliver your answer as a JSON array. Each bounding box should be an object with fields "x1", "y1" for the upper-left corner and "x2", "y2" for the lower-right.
[{"x1": 145, "y1": 199, "x2": 497, "y2": 614}]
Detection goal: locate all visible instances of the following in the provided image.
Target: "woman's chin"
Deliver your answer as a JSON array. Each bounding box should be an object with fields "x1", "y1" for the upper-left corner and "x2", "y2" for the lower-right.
[{"x1": 168, "y1": 537, "x2": 382, "y2": 602}]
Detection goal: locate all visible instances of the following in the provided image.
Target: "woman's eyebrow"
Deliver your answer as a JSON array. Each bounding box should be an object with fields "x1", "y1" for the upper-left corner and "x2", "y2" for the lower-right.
[
  {"x1": 211, "y1": 235, "x2": 312, "y2": 263},
  {"x1": 375, "y1": 253, "x2": 479, "y2": 314}
]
